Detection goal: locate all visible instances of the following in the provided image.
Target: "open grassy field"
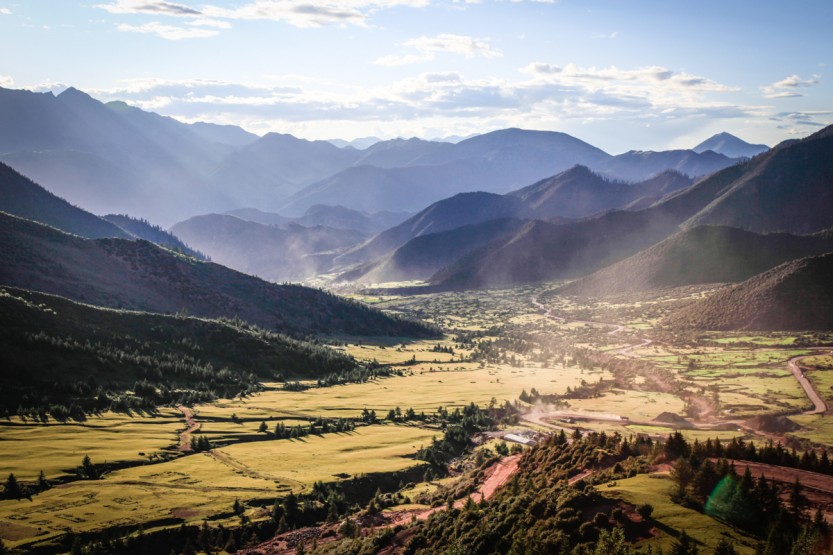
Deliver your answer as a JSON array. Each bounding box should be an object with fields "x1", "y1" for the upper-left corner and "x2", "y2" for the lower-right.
[
  {"x1": 0, "y1": 424, "x2": 432, "y2": 549},
  {"x1": 217, "y1": 424, "x2": 434, "y2": 485},
  {"x1": 4, "y1": 282, "x2": 832, "y2": 551},
  {"x1": 197, "y1": 363, "x2": 602, "y2": 425},
  {"x1": 604, "y1": 473, "x2": 758, "y2": 554},
  {"x1": 0, "y1": 450, "x2": 278, "y2": 549},
  {"x1": 0, "y1": 409, "x2": 183, "y2": 481}
]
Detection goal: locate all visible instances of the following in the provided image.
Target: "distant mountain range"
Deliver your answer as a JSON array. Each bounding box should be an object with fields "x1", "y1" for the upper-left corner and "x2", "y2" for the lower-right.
[
  {"x1": 170, "y1": 214, "x2": 367, "y2": 282},
  {"x1": 0, "y1": 85, "x2": 766, "y2": 224},
  {"x1": 0, "y1": 211, "x2": 436, "y2": 338},
  {"x1": 666, "y1": 252, "x2": 833, "y2": 330},
  {"x1": 417, "y1": 124, "x2": 833, "y2": 292},
  {"x1": 278, "y1": 129, "x2": 733, "y2": 216},
  {"x1": 336, "y1": 167, "x2": 693, "y2": 283}
]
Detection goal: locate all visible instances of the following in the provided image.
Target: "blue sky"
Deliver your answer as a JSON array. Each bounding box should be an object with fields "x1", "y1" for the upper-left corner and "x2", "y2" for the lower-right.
[{"x1": 1, "y1": 0, "x2": 831, "y2": 152}]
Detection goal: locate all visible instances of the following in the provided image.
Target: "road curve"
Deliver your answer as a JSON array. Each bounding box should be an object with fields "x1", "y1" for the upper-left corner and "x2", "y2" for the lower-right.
[{"x1": 789, "y1": 352, "x2": 830, "y2": 415}]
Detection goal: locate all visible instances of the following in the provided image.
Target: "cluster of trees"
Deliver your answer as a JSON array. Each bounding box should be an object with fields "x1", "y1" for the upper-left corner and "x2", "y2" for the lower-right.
[
  {"x1": 406, "y1": 432, "x2": 655, "y2": 554},
  {"x1": 189, "y1": 435, "x2": 213, "y2": 452},
  {"x1": 272, "y1": 417, "x2": 357, "y2": 440},
  {"x1": 416, "y1": 403, "x2": 514, "y2": 471},
  {"x1": 316, "y1": 364, "x2": 397, "y2": 387},
  {"x1": 665, "y1": 433, "x2": 833, "y2": 476},
  {"x1": 665, "y1": 432, "x2": 830, "y2": 554}
]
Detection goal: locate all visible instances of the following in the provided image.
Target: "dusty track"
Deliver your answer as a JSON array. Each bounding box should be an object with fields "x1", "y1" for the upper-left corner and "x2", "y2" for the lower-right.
[
  {"x1": 178, "y1": 405, "x2": 200, "y2": 452},
  {"x1": 789, "y1": 352, "x2": 831, "y2": 415},
  {"x1": 240, "y1": 455, "x2": 522, "y2": 555}
]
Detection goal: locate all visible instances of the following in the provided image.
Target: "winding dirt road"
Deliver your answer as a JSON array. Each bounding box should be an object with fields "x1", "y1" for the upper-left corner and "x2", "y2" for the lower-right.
[
  {"x1": 529, "y1": 296, "x2": 829, "y2": 423},
  {"x1": 177, "y1": 405, "x2": 200, "y2": 452},
  {"x1": 789, "y1": 352, "x2": 831, "y2": 415}
]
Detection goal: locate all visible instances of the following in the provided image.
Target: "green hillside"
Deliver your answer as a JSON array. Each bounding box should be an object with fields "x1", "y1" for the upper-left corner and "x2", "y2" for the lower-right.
[
  {"x1": 0, "y1": 287, "x2": 359, "y2": 417},
  {"x1": 0, "y1": 212, "x2": 438, "y2": 338}
]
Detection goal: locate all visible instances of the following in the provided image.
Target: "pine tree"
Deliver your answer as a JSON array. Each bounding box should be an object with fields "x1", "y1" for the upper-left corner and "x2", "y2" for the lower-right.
[
  {"x1": 713, "y1": 538, "x2": 737, "y2": 555},
  {"x1": 37, "y1": 470, "x2": 51, "y2": 491},
  {"x1": 669, "y1": 530, "x2": 699, "y2": 555},
  {"x1": 3, "y1": 473, "x2": 23, "y2": 499}
]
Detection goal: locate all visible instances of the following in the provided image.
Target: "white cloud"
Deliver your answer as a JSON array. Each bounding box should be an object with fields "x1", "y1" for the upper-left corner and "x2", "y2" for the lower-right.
[
  {"x1": 407, "y1": 34, "x2": 501, "y2": 58},
  {"x1": 97, "y1": 0, "x2": 429, "y2": 32},
  {"x1": 186, "y1": 17, "x2": 232, "y2": 28},
  {"x1": 202, "y1": 0, "x2": 428, "y2": 29},
  {"x1": 0, "y1": 75, "x2": 14, "y2": 87},
  {"x1": 81, "y1": 61, "x2": 769, "y2": 148},
  {"x1": 374, "y1": 33, "x2": 501, "y2": 66},
  {"x1": 116, "y1": 21, "x2": 220, "y2": 39},
  {"x1": 762, "y1": 74, "x2": 820, "y2": 98},
  {"x1": 374, "y1": 53, "x2": 433, "y2": 66},
  {"x1": 0, "y1": 8, "x2": 12, "y2": 15},
  {"x1": 95, "y1": 1, "x2": 201, "y2": 16}
]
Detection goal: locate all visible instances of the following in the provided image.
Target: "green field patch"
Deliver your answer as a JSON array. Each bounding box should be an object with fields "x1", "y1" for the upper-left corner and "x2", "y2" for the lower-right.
[
  {"x1": 604, "y1": 473, "x2": 757, "y2": 554},
  {"x1": 711, "y1": 335, "x2": 798, "y2": 346},
  {"x1": 788, "y1": 414, "x2": 833, "y2": 447},
  {"x1": 568, "y1": 390, "x2": 686, "y2": 421}
]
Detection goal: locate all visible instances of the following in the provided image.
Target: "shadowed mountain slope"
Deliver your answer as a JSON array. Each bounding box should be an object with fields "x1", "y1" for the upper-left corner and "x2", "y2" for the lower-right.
[
  {"x1": 0, "y1": 162, "x2": 129, "y2": 239},
  {"x1": 557, "y1": 226, "x2": 833, "y2": 296},
  {"x1": 665, "y1": 253, "x2": 833, "y2": 330},
  {"x1": 426, "y1": 124, "x2": 833, "y2": 291},
  {"x1": 102, "y1": 214, "x2": 204, "y2": 259},
  {"x1": 683, "y1": 126, "x2": 833, "y2": 234},
  {"x1": 0, "y1": 212, "x2": 436, "y2": 338},
  {"x1": 341, "y1": 218, "x2": 529, "y2": 284},
  {"x1": 509, "y1": 166, "x2": 692, "y2": 219},
  {"x1": 338, "y1": 192, "x2": 525, "y2": 266}
]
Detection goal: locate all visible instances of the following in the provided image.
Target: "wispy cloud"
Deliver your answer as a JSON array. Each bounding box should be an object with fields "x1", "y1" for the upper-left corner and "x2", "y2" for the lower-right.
[
  {"x1": 85, "y1": 61, "x2": 761, "y2": 142},
  {"x1": 375, "y1": 33, "x2": 501, "y2": 66},
  {"x1": 0, "y1": 75, "x2": 14, "y2": 87},
  {"x1": 762, "y1": 74, "x2": 820, "y2": 98},
  {"x1": 116, "y1": 22, "x2": 221, "y2": 39},
  {"x1": 0, "y1": 7, "x2": 12, "y2": 15},
  {"x1": 591, "y1": 31, "x2": 618, "y2": 39},
  {"x1": 97, "y1": 0, "x2": 430, "y2": 32},
  {"x1": 96, "y1": 1, "x2": 201, "y2": 16}
]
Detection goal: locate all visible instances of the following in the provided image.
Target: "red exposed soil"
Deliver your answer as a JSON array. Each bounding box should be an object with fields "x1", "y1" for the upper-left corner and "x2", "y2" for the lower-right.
[{"x1": 238, "y1": 455, "x2": 522, "y2": 555}]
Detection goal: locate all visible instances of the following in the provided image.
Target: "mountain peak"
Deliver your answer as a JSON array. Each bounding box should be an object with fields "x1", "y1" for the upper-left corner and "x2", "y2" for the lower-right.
[{"x1": 692, "y1": 132, "x2": 768, "y2": 158}]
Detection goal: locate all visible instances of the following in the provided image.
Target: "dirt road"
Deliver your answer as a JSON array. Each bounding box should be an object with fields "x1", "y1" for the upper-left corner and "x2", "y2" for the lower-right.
[
  {"x1": 177, "y1": 405, "x2": 200, "y2": 452},
  {"x1": 789, "y1": 352, "x2": 830, "y2": 415}
]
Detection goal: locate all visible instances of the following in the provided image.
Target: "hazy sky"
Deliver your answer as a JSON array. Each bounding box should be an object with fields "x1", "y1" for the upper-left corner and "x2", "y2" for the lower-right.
[{"x1": 1, "y1": 0, "x2": 831, "y2": 152}]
